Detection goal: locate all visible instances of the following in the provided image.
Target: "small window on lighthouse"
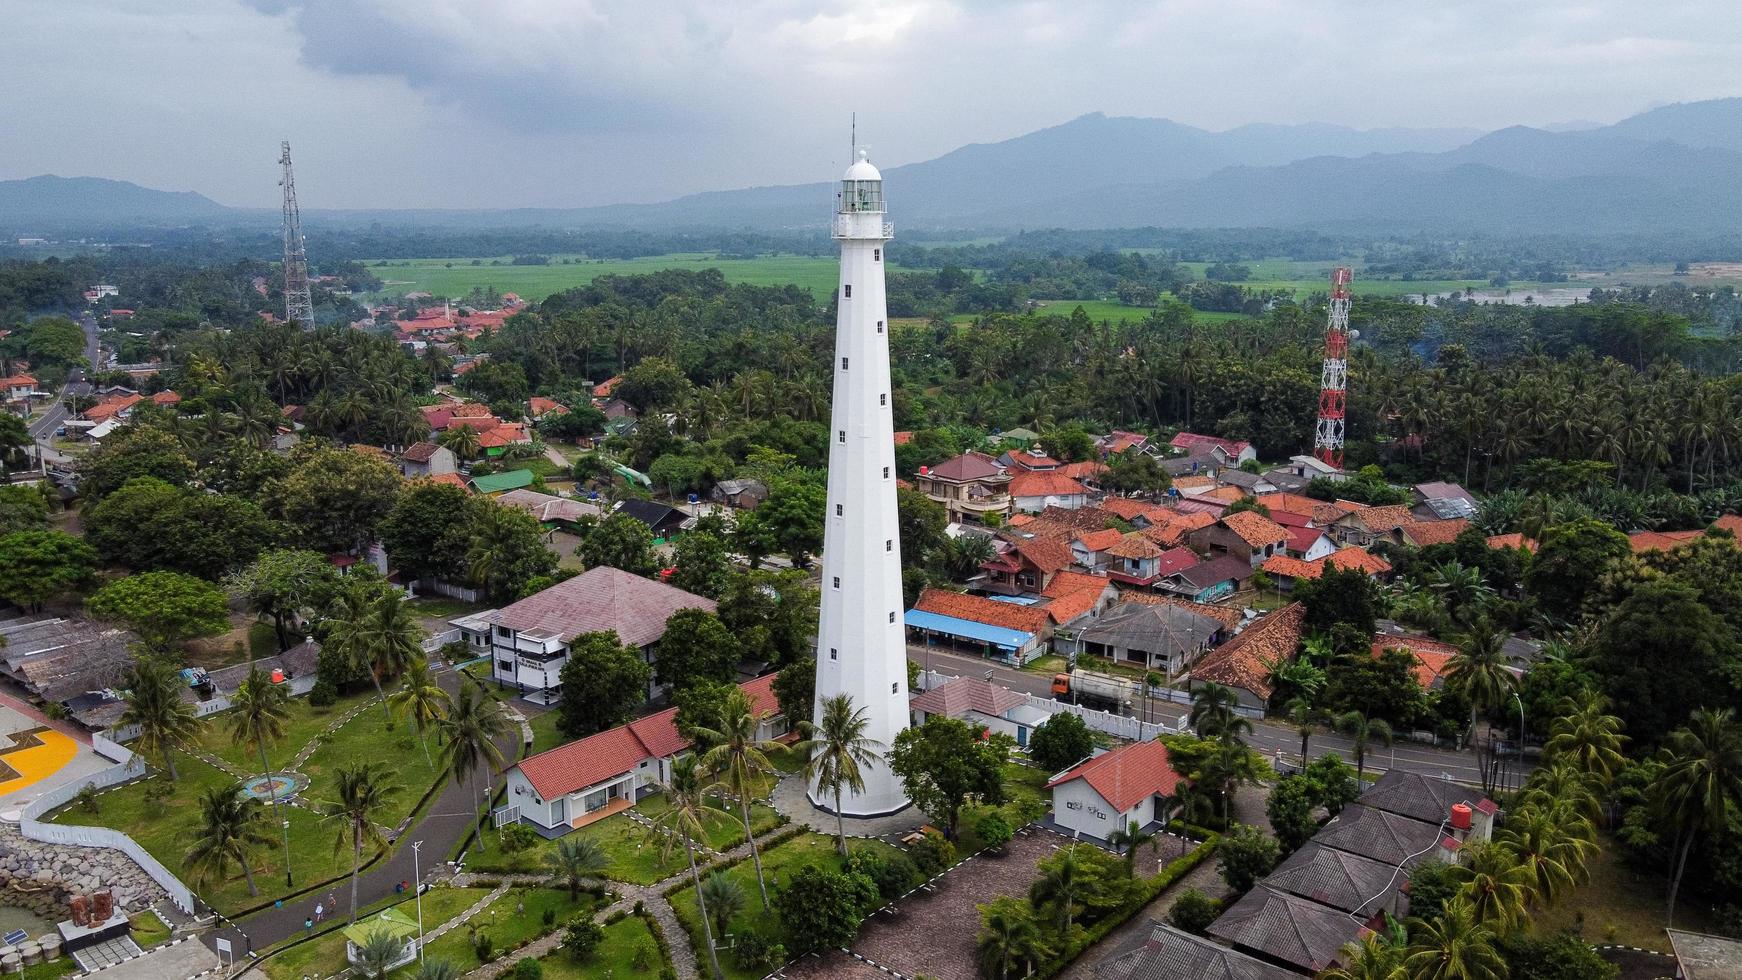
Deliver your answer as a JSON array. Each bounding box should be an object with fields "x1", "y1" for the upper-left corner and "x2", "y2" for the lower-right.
[
  {"x1": 888, "y1": 611, "x2": 896, "y2": 623},
  {"x1": 886, "y1": 539, "x2": 892, "y2": 552},
  {"x1": 829, "y1": 648, "x2": 838, "y2": 661},
  {"x1": 883, "y1": 466, "x2": 890, "y2": 479},
  {"x1": 835, "y1": 504, "x2": 843, "y2": 516},
  {"x1": 833, "y1": 577, "x2": 841, "y2": 589},
  {"x1": 877, "y1": 320, "x2": 884, "y2": 333},
  {"x1": 843, "y1": 285, "x2": 852, "y2": 298},
  {"x1": 891, "y1": 682, "x2": 899, "y2": 694},
  {"x1": 880, "y1": 393, "x2": 887, "y2": 406},
  {"x1": 874, "y1": 249, "x2": 881, "y2": 261},
  {"x1": 842, "y1": 357, "x2": 849, "y2": 370},
  {"x1": 838, "y1": 430, "x2": 846, "y2": 443}
]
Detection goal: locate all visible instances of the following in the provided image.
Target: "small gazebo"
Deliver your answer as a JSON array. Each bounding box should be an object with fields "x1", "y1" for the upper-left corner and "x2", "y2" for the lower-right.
[{"x1": 343, "y1": 907, "x2": 419, "y2": 973}]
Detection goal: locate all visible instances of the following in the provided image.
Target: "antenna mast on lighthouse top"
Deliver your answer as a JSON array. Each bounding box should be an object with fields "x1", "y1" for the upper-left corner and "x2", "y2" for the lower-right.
[
  {"x1": 279, "y1": 141, "x2": 315, "y2": 329},
  {"x1": 1313, "y1": 266, "x2": 1353, "y2": 470}
]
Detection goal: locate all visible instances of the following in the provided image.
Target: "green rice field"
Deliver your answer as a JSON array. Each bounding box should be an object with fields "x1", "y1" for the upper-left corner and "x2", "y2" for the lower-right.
[{"x1": 364, "y1": 252, "x2": 849, "y2": 302}]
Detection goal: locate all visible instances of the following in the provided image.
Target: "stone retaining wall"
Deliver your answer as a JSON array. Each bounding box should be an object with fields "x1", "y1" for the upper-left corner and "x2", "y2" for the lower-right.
[{"x1": 0, "y1": 822, "x2": 168, "y2": 920}]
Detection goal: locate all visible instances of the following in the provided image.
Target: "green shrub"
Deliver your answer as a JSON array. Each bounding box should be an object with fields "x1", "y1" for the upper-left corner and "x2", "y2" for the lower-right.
[
  {"x1": 75, "y1": 784, "x2": 100, "y2": 814},
  {"x1": 847, "y1": 846, "x2": 921, "y2": 901},
  {"x1": 976, "y1": 813, "x2": 1013, "y2": 852},
  {"x1": 563, "y1": 917, "x2": 603, "y2": 960},
  {"x1": 513, "y1": 958, "x2": 542, "y2": 980},
  {"x1": 499, "y1": 823, "x2": 537, "y2": 854},
  {"x1": 309, "y1": 677, "x2": 338, "y2": 706},
  {"x1": 907, "y1": 832, "x2": 957, "y2": 878},
  {"x1": 732, "y1": 930, "x2": 786, "y2": 972},
  {"x1": 1169, "y1": 889, "x2": 1220, "y2": 935}
]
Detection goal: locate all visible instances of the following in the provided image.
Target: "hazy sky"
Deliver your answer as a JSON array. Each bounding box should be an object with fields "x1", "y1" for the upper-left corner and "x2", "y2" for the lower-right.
[{"x1": 5, "y1": 0, "x2": 1740, "y2": 209}]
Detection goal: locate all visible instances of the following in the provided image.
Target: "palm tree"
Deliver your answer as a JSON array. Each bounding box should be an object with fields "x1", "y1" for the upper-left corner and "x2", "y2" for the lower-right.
[
  {"x1": 1030, "y1": 843, "x2": 1083, "y2": 935},
  {"x1": 319, "y1": 761, "x2": 400, "y2": 922},
  {"x1": 120, "y1": 655, "x2": 205, "y2": 781},
  {"x1": 1402, "y1": 896, "x2": 1507, "y2": 980},
  {"x1": 1659, "y1": 707, "x2": 1742, "y2": 927},
  {"x1": 436, "y1": 684, "x2": 510, "y2": 852},
  {"x1": 361, "y1": 592, "x2": 425, "y2": 730},
  {"x1": 184, "y1": 784, "x2": 274, "y2": 896},
  {"x1": 227, "y1": 666, "x2": 295, "y2": 885},
  {"x1": 439, "y1": 424, "x2": 480, "y2": 461},
  {"x1": 647, "y1": 757, "x2": 730, "y2": 980},
  {"x1": 544, "y1": 836, "x2": 608, "y2": 902},
  {"x1": 693, "y1": 686, "x2": 780, "y2": 907},
  {"x1": 1517, "y1": 757, "x2": 1601, "y2": 821},
  {"x1": 1333, "y1": 710, "x2": 1393, "y2": 781},
  {"x1": 1188, "y1": 683, "x2": 1242, "y2": 741},
  {"x1": 413, "y1": 960, "x2": 459, "y2": 980},
  {"x1": 1444, "y1": 627, "x2": 1515, "y2": 742},
  {"x1": 1321, "y1": 934, "x2": 1407, "y2": 980},
  {"x1": 387, "y1": 659, "x2": 452, "y2": 766},
  {"x1": 1545, "y1": 696, "x2": 1627, "y2": 784},
  {"x1": 796, "y1": 694, "x2": 886, "y2": 856},
  {"x1": 977, "y1": 902, "x2": 1051, "y2": 980},
  {"x1": 1445, "y1": 841, "x2": 1534, "y2": 933},
  {"x1": 355, "y1": 927, "x2": 407, "y2": 979},
  {"x1": 1498, "y1": 803, "x2": 1595, "y2": 908},
  {"x1": 700, "y1": 871, "x2": 746, "y2": 943},
  {"x1": 1105, "y1": 820, "x2": 1157, "y2": 876}
]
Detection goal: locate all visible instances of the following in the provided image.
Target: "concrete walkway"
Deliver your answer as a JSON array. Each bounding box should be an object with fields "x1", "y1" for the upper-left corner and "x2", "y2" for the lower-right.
[{"x1": 768, "y1": 773, "x2": 927, "y2": 842}]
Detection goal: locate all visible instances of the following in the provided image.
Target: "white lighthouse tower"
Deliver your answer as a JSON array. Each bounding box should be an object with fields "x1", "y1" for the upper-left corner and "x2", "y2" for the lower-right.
[{"x1": 809, "y1": 149, "x2": 910, "y2": 817}]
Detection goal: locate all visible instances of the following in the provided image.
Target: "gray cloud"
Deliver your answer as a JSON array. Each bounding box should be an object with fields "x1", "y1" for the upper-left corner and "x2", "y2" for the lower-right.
[{"x1": 5, "y1": 0, "x2": 1742, "y2": 208}]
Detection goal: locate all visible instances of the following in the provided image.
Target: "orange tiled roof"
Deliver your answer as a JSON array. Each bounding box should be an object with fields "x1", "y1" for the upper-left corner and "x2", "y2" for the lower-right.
[
  {"x1": 1373, "y1": 634, "x2": 1462, "y2": 689},
  {"x1": 1040, "y1": 570, "x2": 1114, "y2": 623},
  {"x1": 914, "y1": 587, "x2": 1050, "y2": 635},
  {"x1": 1255, "y1": 492, "x2": 1323, "y2": 516},
  {"x1": 1046, "y1": 738, "x2": 1182, "y2": 812},
  {"x1": 592, "y1": 375, "x2": 623, "y2": 398},
  {"x1": 426, "y1": 473, "x2": 472, "y2": 491},
  {"x1": 1107, "y1": 532, "x2": 1164, "y2": 560},
  {"x1": 1485, "y1": 533, "x2": 1536, "y2": 553},
  {"x1": 1322, "y1": 546, "x2": 1392, "y2": 576},
  {"x1": 150, "y1": 390, "x2": 181, "y2": 406},
  {"x1": 1121, "y1": 592, "x2": 1245, "y2": 630},
  {"x1": 1200, "y1": 485, "x2": 1249, "y2": 505},
  {"x1": 893, "y1": 431, "x2": 914, "y2": 445},
  {"x1": 1191, "y1": 603, "x2": 1305, "y2": 701},
  {"x1": 1074, "y1": 528, "x2": 1127, "y2": 553},
  {"x1": 451, "y1": 402, "x2": 495, "y2": 418},
  {"x1": 1260, "y1": 554, "x2": 1319, "y2": 580},
  {"x1": 1100, "y1": 497, "x2": 1154, "y2": 520},
  {"x1": 1009, "y1": 471, "x2": 1087, "y2": 498},
  {"x1": 1401, "y1": 518, "x2": 1470, "y2": 547},
  {"x1": 1345, "y1": 504, "x2": 1415, "y2": 532},
  {"x1": 1057, "y1": 460, "x2": 1108, "y2": 481},
  {"x1": 1013, "y1": 536, "x2": 1073, "y2": 575},
  {"x1": 1219, "y1": 510, "x2": 1289, "y2": 548},
  {"x1": 1171, "y1": 475, "x2": 1215, "y2": 491}
]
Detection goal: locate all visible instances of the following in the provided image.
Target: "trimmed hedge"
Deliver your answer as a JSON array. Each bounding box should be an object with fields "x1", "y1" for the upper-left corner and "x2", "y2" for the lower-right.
[
  {"x1": 1033, "y1": 836, "x2": 1219, "y2": 979},
  {"x1": 660, "y1": 825, "x2": 809, "y2": 898}
]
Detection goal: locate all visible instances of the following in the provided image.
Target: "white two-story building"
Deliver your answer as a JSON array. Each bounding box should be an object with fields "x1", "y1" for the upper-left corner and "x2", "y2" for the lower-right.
[{"x1": 451, "y1": 565, "x2": 715, "y2": 704}]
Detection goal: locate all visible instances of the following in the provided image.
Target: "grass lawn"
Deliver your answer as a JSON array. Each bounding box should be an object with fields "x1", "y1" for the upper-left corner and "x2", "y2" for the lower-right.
[
  {"x1": 1535, "y1": 834, "x2": 1720, "y2": 950},
  {"x1": 1001, "y1": 761, "x2": 1050, "y2": 812},
  {"x1": 414, "y1": 887, "x2": 597, "y2": 972},
  {"x1": 54, "y1": 754, "x2": 345, "y2": 916},
  {"x1": 1021, "y1": 654, "x2": 1069, "y2": 676},
  {"x1": 408, "y1": 596, "x2": 491, "y2": 621},
  {"x1": 260, "y1": 886, "x2": 491, "y2": 980},
  {"x1": 298, "y1": 699, "x2": 444, "y2": 829},
  {"x1": 468, "y1": 794, "x2": 783, "y2": 884},
  {"x1": 538, "y1": 913, "x2": 666, "y2": 978},
  {"x1": 19, "y1": 961, "x2": 76, "y2": 980},
  {"x1": 197, "y1": 686, "x2": 380, "y2": 775},
  {"x1": 527, "y1": 709, "x2": 566, "y2": 755},
  {"x1": 129, "y1": 909, "x2": 171, "y2": 948},
  {"x1": 668, "y1": 832, "x2": 906, "y2": 980}
]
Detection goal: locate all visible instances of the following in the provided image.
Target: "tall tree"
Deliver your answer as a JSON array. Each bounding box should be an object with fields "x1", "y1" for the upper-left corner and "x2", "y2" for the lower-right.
[
  {"x1": 1544, "y1": 696, "x2": 1627, "y2": 784},
  {"x1": 87, "y1": 571, "x2": 229, "y2": 651},
  {"x1": 120, "y1": 655, "x2": 204, "y2": 781},
  {"x1": 227, "y1": 666, "x2": 295, "y2": 886},
  {"x1": 1659, "y1": 707, "x2": 1742, "y2": 927},
  {"x1": 1445, "y1": 841, "x2": 1534, "y2": 933},
  {"x1": 1444, "y1": 625, "x2": 1516, "y2": 741},
  {"x1": 0, "y1": 530, "x2": 98, "y2": 612},
  {"x1": 437, "y1": 684, "x2": 511, "y2": 851},
  {"x1": 227, "y1": 549, "x2": 335, "y2": 652},
  {"x1": 184, "y1": 784, "x2": 274, "y2": 897},
  {"x1": 1403, "y1": 896, "x2": 1507, "y2": 980},
  {"x1": 1333, "y1": 710, "x2": 1394, "y2": 781},
  {"x1": 797, "y1": 694, "x2": 886, "y2": 856},
  {"x1": 694, "y1": 686, "x2": 780, "y2": 907},
  {"x1": 575, "y1": 512, "x2": 659, "y2": 576},
  {"x1": 556, "y1": 630, "x2": 651, "y2": 737},
  {"x1": 387, "y1": 659, "x2": 452, "y2": 765},
  {"x1": 888, "y1": 715, "x2": 1007, "y2": 840},
  {"x1": 319, "y1": 761, "x2": 400, "y2": 922},
  {"x1": 655, "y1": 609, "x2": 741, "y2": 692},
  {"x1": 646, "y1": 757, "x2": 729, "y2": 980}
]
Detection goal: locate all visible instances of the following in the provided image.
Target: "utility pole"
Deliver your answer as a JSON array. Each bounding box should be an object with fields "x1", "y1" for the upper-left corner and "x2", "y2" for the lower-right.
[
  {"x1": 279, "y1": 141, "x2": 315, "y2": 328},
  {"x1": 1313, "y1": 267, "x2": 1353, "y2": 469}
]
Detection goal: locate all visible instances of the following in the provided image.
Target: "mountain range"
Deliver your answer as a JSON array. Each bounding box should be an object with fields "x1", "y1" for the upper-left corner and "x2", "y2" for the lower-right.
[{"x1": 6, "y1": 99, "x2": 1742, "y2": 235}]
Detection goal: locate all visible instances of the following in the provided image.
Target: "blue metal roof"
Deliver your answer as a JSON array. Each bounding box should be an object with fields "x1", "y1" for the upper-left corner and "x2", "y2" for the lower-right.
[{"x1": 904, "y1": 609, "x2": 1033, "y2": 651}]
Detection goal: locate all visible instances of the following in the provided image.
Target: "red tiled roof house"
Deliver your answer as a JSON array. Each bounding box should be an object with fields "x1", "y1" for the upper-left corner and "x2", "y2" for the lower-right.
[
  {"x1": 502, "y1": 674, "x2": 782, "y2": 834},
  {"x1": 1046, "y1": 738, "x2": 1184, "y2": 841}
]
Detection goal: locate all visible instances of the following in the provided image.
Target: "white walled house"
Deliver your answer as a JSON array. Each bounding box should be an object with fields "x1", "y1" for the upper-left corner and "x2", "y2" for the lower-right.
[
  {"x1": 1046, "y1": 738, "x2": 1184, "y2": 842},
  {"x1": 452, "y1": 566, "x2": 714, "y2": 704},
  {"x1": 500, "y1": 674, "x2": 783, "y2": 834},
  {"x1": 909, "y1": 676, "x2": 1051, "y2": 749}
]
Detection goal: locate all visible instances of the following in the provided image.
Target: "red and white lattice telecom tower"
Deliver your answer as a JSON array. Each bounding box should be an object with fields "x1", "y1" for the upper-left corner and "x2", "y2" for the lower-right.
[{"x1": 1313, "y1": 266, "x2": 1354, "y2": 469}]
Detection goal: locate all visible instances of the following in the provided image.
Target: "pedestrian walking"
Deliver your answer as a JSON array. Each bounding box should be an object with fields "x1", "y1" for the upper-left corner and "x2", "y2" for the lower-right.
[
  {"x1": 304, "y1": 916, "x2": 313, "y2": 934},
  {"x1": 314, "y1": 902, "x2": 324, "y2": 923}
]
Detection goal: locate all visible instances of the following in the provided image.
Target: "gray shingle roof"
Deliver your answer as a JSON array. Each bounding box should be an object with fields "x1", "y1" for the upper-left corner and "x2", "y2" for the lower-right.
[
  {"x1": 1207, "y1": 886, "x2": 1365, "y2": 974},
  {"x1": 493, "y1": 566, "x2": 715, "y2": 648},
  {"x1": 1077, "y1": 602, "x2": 1221, "y2": 657},
  {"x1": 1263, "y1": 842, "x2": 1407, "y2": 918},
  {"x1": 1314, "y1": 804, "x2": 1442, "y2": 869},
  {"x1": 1095, "y1": 922, "x2": 1298, "y2": 980},
  {"x1": 1358, "y1": 770, "x2": 1491, "y2": 826}
]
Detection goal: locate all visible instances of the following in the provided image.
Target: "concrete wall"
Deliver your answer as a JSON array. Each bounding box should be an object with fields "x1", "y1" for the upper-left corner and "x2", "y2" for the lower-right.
[{"x1": 1050, "y1": 777, "x2": 1147, "y2": 840}]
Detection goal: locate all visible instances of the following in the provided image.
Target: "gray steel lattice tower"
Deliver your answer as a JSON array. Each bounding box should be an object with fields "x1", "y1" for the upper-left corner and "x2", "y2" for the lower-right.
[{"x1": 279, "y1": 141, "x2": 315, "y2": 328}]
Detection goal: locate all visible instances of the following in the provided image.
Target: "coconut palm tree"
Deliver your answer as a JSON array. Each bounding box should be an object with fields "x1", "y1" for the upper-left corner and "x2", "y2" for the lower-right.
[
  {"x1": 1321, "y1": 933, "x2": 1407, "y2": 980},
  {"x1": 1517, "y1": 757, "x2": 1601, "y2": 821},
  {"x1": 439, "y1": 424, "x2": 480, "y2": 461},
  {"x1": 1659, "y1": 707, "x2": 1742, "y2": 927},
  {"x1": 1188, "y1": 683, "x2": 1242, "y2": 741},
  {"x1": 647, "y1": 756, "x2": 730, "y2": 980},
  {"x1": 700, "y1": 871, "x2": 746, "y2": 944},
  {"x1": 360, "y1": 592, "x2": 426, "y2": 730},
  {"x1": 1403, "y1": 896, "x2": 1506, "y2": 980},
  {"x1": 1285, "y1": 698, "x2": 1316, "y2": 762},
  {"x1": 1444, "y1": 841, "x2": 1534, "y2": 933},
  {"x1": 977, "y1": 902, "x2": 1051, "y2": 980},
  {"x1": 412, "y1": 959, "x2": 458, "y2": 980},
  {"x1": 796, "y1": 694, "x2": 886, "y2": 857},
  {"x1": 1444, "y1": 626, "x2": 1515, "y2": 741},
  {"x1": 1545, "y1": 696, "x2": 1627, "y2": 784},
  {"x1": 184, "y1": 783, "x2": 274, "y2": 896},
  {"x1": 1498, "y1": 804, "x2": 1595, "y2": 908},
  {"x1": 1333, "y1": 710, "x2": 1393, "y2": 781},
  {"x1": 355, "y1": 927, "x2": 407, "y2": 979},
  {"x1": 319, "y1": 761, "x2": 400, "y2": 922},
  {"x1": 120, "y1": 655, "x2": 205, "y2": 781},
  {"x1": 436, "y1": 684, "x2": 510, "y2": 852},
  {"x1": 227, "y1": 666, "x2": 295, "y2": 885},
  {"x1": 387, "y1": 659, "x2": 452, "y2": 766},
  {"x1": 1030, "y1": 843, "x2": 1083, "y2": 935},
  {"x1": 1105, "y1": 820, "x2": 1157, "y2": 877},
  {"x1": 693, "y1": 686, "x2": 780, "y2": 907},
  {"x1": 544, "y1": 836, "x2": 608, "y2": 902}
]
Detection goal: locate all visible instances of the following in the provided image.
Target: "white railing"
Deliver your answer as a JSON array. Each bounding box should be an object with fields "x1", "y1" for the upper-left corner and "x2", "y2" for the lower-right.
[
  {"x1": 20, "y1": 739, "x2": 196, "y2": 914},
  {"x1": 915, "y1": 669, "x2": 1182, "y2": 742},
  {"x1": 423, "y1": 628, "x2": 461, "y2": 654},
  {"x1": 491, "y1": 805, "x2": 519, "y2": 829}
]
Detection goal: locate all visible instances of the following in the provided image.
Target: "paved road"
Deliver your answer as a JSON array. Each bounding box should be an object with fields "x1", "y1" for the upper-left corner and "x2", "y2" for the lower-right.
[
  {"x1": 908, "y1": 646, "x2": 1507, "y2": 784},
  {"x1": 204, "y1": 672, "x2": 523, "y2": 961},
  {"x1": 27, "y1": 312, "x2": 100, "y2": 442}
]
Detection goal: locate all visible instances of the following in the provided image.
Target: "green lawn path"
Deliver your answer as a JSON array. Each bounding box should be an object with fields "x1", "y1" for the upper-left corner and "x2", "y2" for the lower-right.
[
  {"x1": 538, "y1": 914, "x2": 666, "y2": 979},
  {"x1": 412, "y1": 887, "x2": 596, "y2": 973},
  {"x1": 260, "y1": 885, "x2": 491, "y2": 980}
]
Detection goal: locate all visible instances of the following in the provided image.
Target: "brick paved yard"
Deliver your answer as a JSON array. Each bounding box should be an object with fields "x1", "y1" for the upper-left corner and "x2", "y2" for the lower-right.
[{"x1": 780, "y1": 830, "x2": 1063, "y2": 980}]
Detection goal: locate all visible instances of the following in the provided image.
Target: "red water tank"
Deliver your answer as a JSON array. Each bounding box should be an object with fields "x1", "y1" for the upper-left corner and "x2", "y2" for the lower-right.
[
  {"x1": 1449, "y1": 802, "x2": 1473, "y2": 830},
  {"x1": 270, "y1": 668, "x2": 286, "y2": 684},
  {"x1": 918, "y1": 466, "x2": 929, "y2": 476}
]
